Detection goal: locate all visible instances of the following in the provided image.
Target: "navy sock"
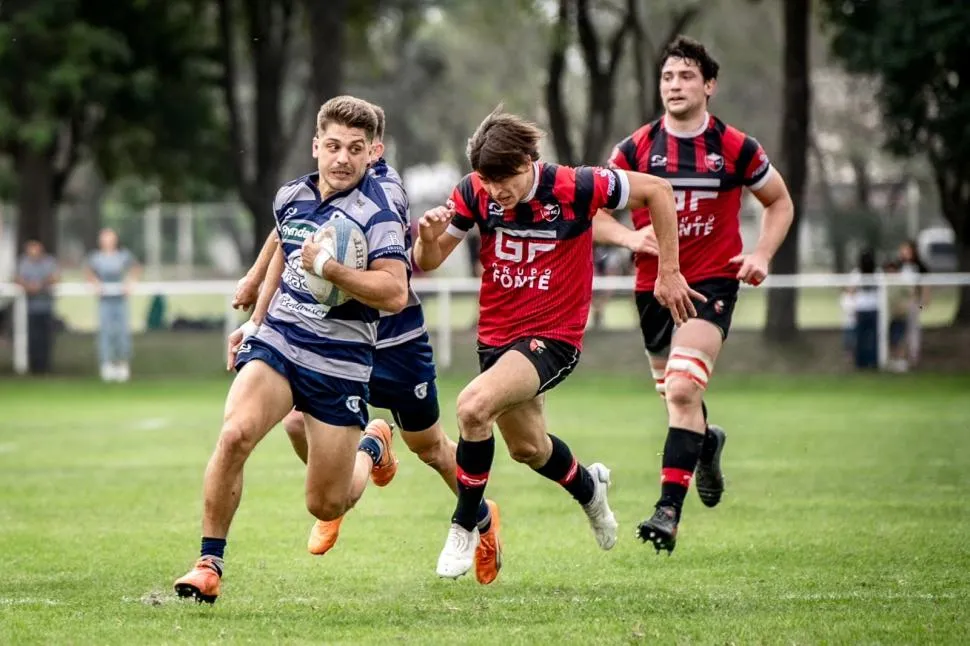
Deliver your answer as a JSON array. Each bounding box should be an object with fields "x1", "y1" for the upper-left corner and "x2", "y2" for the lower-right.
[
  {"x1": 534, "y1": 434, "x2": 596, "y2": 506},
  {"x1": 358, "y1": 434, "x2": 383, "y2": 464},
  {"x1": 476, "y1": 499, "x2": 492, "y2": 533},
  {"x1": 200, "y1": 537, "x2": 226, "y2": 574}
]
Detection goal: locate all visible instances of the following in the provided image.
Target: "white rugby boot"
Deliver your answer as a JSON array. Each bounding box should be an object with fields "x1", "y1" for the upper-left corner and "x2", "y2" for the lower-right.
[
  {"x1": 436, "y1": 523, "x2": 479, "y2": 579},
  {"x1": 582, "y1": 463, "x2": 618, "y2": 550}
]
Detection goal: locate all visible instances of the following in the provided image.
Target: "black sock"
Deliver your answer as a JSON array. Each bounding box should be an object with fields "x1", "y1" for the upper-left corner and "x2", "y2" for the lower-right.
[
  {"x1": 702, "y1": 400, "x2": 708, "y2": 425},
  {"x1": 200, "y1": 537, "x2": 226, "y2": 575},
  {"x1": 452, "y1": 436, "x2": 495, "y2": 531},
  {"x1": 534, "y1": 434, "x2": 596, "y2": 506},
  {"x1": 358, "y1": 434, "x2": 384, "y2": 464},
  {"x1": 659, "y1": 427, "x2": 705, "y2": 511}
]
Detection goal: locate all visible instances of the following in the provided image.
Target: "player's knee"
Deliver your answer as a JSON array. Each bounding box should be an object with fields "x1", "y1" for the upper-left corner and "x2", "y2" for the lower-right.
[
  {"x1": 410, "y1": 432, "x2": 454, "y2": 472},
  {"x1": 456, "y1": 386, "x2": 494, "y2": 438},
  {"x1": 305, "y1": 493, "x2": 348, "y2": 522},
  {"x1": 506, "y1": 440, "x2": 542, "y2": 466},
  {"x1": 664, "y1": 377, "x2": 702, "y2": 410},
  {"x1": 282, "y1": 410, "x2": 304, "y2": 442},
  {"x1": 663, "y1": 346, "x2": 713, "y2": 410},
  {"x1": 217, "y1": 418, "x2": 260, "y2": 462}
]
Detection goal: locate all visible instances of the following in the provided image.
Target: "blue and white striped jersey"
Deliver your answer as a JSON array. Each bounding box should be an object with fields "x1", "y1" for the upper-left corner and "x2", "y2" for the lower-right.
[
  {"x1": 259, "y1": 171, "x2": 408, "y2": 383},
  {"x1": 370, "y1": 158, "x2": 428, "y2": 349}
]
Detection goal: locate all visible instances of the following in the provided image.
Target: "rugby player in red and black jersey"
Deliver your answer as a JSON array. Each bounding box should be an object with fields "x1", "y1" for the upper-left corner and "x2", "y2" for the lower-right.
[
  {"x1": 595, "y1": 36, "x2": 794, "y2": 553},
  {"x1": 414, "y1": 107, "x2": 695, "y2": 580}
]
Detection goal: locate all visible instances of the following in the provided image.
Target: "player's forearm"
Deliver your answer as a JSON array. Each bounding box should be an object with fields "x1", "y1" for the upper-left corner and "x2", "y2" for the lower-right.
[
  {"x1": 592, "y1": 209, "x2": 635, "y2": 250},
  {"x1": 642, "y1": 183, "x2": 680, "y2": 273},
  {"x1": 323, "y1": 263, "x2": 408, "y2": 313},
  {"x1": 253, "y1": 248, "x2": 284, "y2": 325},
  {"x1": 753, "y1": 197, "x2": 794, "y2": 262},
  {"x1": 413, "y1": 238, "x2": 444, "y2": 272},
  {"x1": 247, "y1": 231, "x2": 278, "y2": 284}
]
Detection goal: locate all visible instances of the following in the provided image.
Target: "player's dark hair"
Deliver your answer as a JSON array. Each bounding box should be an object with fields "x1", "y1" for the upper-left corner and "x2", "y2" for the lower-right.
[
  {"x1": 316, "y1": 96, "x2": 378, "y2": 142},
  {"x1": 660, "y1": 35, "x2": 719, "y2": 81},
  {"x1": 467, "y1": 105, "x2": 542, "y2": 181}
]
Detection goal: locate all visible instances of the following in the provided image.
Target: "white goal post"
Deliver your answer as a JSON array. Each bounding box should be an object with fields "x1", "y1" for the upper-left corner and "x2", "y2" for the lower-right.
[{"x1": 2, "y1": 272, "x2": 969, "y2": 375}]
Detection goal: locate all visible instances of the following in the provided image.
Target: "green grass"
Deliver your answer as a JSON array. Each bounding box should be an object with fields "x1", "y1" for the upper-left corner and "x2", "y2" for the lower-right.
[
  {"x1": 0, "y1": 374, "x2": 968, "y2": 644},
  {"x1": 47, "y1": 286, "x2": 961, "y2": 333}
]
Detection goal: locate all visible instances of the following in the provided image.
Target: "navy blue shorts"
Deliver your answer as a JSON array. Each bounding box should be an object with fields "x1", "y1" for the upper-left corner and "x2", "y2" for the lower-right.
[
  {"x1": 369, "y1": 334, "x2": 439, "y2": 432},
  {"x1": 234, "y1": 338, "x2": 369, "y2": 428}
]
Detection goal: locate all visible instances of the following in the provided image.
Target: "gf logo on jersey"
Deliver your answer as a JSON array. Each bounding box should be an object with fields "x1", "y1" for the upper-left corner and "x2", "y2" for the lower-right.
[
  {"x1": 284, "y1": 206, "x2": 299, "y2": 216},
  {"x1": 414, "y1": 382, "x2": 428, "y2": 400},
  {"x1": 529, "y1": 338, "x2": 546, "y2": 354},
  {"x1": 705, "y1": 153, "x2": 724, "y2": 172},
  {"x1": 650, "y1": 154, "x2": 668, "y2": 167},
  {"x1": 487, "y1": 201, "x2": 505, "y2": 218},
  {"x1": 345, "y1": 396, "x2": 362, "y2": 414},
  {"x1": 541, "y1": 203, "x2": 561, "y2": 222}
]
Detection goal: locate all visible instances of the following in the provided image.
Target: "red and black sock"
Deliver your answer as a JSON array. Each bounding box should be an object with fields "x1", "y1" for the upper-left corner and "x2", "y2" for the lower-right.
[
  {"x1": 534, "y1": 434, "x2": 596, "y2": 506},
  {"x1": 452, "y1": 436, "x2": 495, "y2": 531},
  {"x1": 659, "y1": 427, "x2": 705, "y2": 511}
]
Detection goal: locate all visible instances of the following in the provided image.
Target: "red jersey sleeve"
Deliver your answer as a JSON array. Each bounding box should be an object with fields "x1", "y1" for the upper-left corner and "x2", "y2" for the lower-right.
[
  {"x1": 552, "y1": 165, "x2": 630, "y2": 220},
  {"x1": 739, "y1": 136, "x2": 772, "y2": 191},
  {"x1": 608, "y1": 136, "x2": 636, "y2": 171},
  {"x1": 446, "y1": 174, "x2": 478, "y2": 239}
]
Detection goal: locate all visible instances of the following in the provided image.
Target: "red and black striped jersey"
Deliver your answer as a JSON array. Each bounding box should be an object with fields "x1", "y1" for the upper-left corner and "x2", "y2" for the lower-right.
[
  {"x1": 447, "y1": 162, "x2": 630, "y2": 349},
  {"x1": 609, "y1": 113, "x2": 772, "y2": 291}
]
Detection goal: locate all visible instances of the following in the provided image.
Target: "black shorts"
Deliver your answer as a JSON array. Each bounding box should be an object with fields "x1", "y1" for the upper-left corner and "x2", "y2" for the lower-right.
[
  {"x1": 635, "y1": 277, "x2": 740, "y2": 355},
  {"x1": 477, "y1": 336, "x2": 580, "y2": 395}
]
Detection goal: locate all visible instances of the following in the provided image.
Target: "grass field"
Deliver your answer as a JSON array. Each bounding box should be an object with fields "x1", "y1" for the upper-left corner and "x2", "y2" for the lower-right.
[{"x1": 1, "y1": 374, "x2": 968, "y2": 644}]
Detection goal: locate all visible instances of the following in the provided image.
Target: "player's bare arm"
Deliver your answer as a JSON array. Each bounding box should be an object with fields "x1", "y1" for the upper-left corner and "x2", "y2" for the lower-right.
[
  {"x1": 413, "y1": 203, "x2": 463, "y2": 271},
  {"x1": 233, "y1": 231, "x2": 279, "y2": 310},
  {"x1": 226, "y1": 245, "x2": 285, "y2": 370},
  {"x1": 593, "y1": 209, "x2": 659, "y2": 255},
  {"x1": 729, "y1": 169, "x2": 794, "y2": 286},
  {"x1": 300, "y1": 242, "x2": 408, "y2": 313},
  {"x1": 623, "y1": 171, "x2": 706, "y2": 324}
]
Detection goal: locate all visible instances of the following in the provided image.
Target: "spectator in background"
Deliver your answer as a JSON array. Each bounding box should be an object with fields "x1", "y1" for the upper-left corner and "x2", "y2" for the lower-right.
[
  {"x1": 85, "y1": 228, "x2": 141, "y2": 382},
  {"x1": 884, "y1": 261, "x2": 911, "y2": 373},
  {"x1": 849, "y1": 249, "x2": 879, "y2": 370},
  {"x1": 897, "y1": 240, "x2": 929, "y2": 367},
  {"x1": 15, "y1": 240, "x2": 59, "y2": 374}
]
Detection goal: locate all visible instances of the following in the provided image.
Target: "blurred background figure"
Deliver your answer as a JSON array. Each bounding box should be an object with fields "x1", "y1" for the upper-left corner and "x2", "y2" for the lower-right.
[
  {"x1": 897, "y1": 240, "x2": 930, "y2": 368},
  {"x1": 85, "y1": 228, "x2": 141, "y2": 382},
  {"x1": 14, "y1": 240, "x2": 59, "y2": 374},
  {"x1": 849, "y1": 249, "x2": 879, "y2": 370}
]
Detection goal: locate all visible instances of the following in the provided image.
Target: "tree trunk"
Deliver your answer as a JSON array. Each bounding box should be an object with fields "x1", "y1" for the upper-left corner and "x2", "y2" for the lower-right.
[
  {"x1": 545, "y1": 0, "x2": 576, "y2": 166},
  {"x1": 304, "y1": 0, "x2": 346, "y2": 109},
  {"x1": 15, "y1": 146, "x2": 58, "y2": 255},
  {"x1": 764, "y1": 0, "x2": 810, "y2": 342}
]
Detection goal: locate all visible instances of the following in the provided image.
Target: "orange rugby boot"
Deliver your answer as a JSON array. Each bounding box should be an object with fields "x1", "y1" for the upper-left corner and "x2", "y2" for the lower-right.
[
  {"x1": 365, "y1": 419, "x2": 398, "y2": 487},
  {"x1": 307, "y1": 516, "x2": 345, "y2": 555},
  {"x1": 174, "y1": 557, "x2": 222, "y2": 604},
  {"x1": 474, "y1": 499, "x2": 503, "y2": 585}
]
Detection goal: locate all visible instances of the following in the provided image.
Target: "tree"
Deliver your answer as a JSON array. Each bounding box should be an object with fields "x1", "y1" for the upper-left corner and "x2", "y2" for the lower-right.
[
  {"x1": 821, "y1": 0, "x2": 970, "y2": 323},
  {"x1": 763, "y1": 0, "x2": 810, "y2": 341},
  {"x1": 0, "y1": 0, "x2": 228, "y2": 254},
  {"x1": 546, "y1": 0, "x2": 633, "y2": 165}
]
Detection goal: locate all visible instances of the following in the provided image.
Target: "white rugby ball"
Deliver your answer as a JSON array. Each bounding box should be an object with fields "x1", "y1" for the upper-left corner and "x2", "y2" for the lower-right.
[{"x1": 302, "y1": 216, "x2": 368, "y2": 306}]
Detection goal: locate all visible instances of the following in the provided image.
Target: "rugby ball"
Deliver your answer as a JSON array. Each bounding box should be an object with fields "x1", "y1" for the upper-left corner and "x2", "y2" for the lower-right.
[{"x1": 302, "y1": 216, "x2": 368, "y2": 307}]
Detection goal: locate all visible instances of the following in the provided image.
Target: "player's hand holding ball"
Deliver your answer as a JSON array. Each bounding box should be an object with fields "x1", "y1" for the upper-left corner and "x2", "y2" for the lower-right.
[
  {"x1": 419, "y1": 201, "x2": 456, "y2": 242},
  {"x1": 301, "y1": 228, "x2": 334, "y2": 278},
  {"x1": 730, "y1": 250, "x2": 770, "y2": 286}
]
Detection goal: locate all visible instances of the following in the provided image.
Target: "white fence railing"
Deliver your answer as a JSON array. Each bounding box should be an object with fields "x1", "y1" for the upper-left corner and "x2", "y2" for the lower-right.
[{"x1": 2, "y1": 272, "x2": 968, "y2": 375}]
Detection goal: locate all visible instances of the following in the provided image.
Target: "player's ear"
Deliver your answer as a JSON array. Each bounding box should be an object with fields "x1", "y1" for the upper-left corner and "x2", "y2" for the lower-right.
[
  {"x1": 312, "y1": 136, "x2": 320, "y2": 159},
  {"x1": 371, "y1": 141, "x2": 385, "y2": 161},
  {"x1": 705, "y1": 78, "x2": 718, "y2": 101}
]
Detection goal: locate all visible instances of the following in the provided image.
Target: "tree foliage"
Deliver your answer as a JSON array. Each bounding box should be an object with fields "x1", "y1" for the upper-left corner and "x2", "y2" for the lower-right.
[{"x1": 821, "y1": 0, "x2": 970, "y2": 322}]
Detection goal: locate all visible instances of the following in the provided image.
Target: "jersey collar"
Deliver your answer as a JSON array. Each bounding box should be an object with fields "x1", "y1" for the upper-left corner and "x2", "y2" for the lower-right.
[{"x1": 663, "y1": 112, "x2": 711, "y2": 139}]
